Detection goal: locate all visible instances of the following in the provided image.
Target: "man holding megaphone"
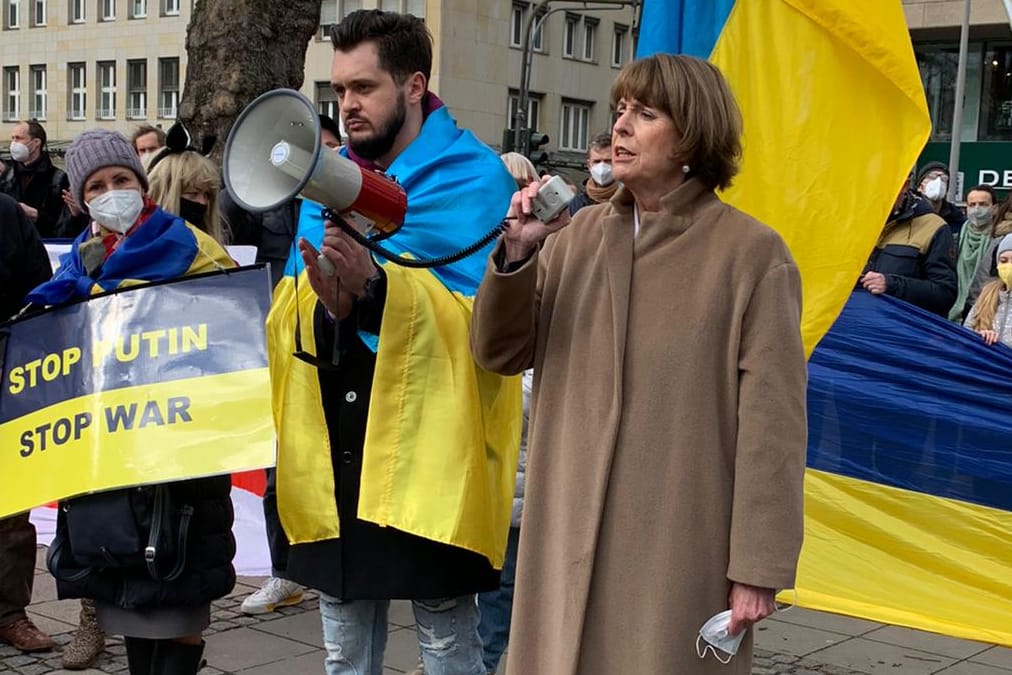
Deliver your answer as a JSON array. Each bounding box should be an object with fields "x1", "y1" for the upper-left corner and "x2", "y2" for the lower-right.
[{"x1": 238, "y1": 10, "x2": 521, "y2": 675}]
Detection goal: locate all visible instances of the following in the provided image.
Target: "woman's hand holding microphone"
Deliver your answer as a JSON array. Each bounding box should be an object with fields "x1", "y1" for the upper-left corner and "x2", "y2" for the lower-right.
[{"x1": 502, "y1": 177, "x2": 572, "y2": 264}]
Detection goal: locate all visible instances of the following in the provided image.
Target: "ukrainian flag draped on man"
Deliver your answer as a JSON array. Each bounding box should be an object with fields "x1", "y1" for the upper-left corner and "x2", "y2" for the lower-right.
[{"x1": 267, "y1": 103, "x2": 522, "y2": 568}]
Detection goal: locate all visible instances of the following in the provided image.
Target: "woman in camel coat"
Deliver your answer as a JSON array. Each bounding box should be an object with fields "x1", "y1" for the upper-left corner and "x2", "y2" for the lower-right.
[{"x1": 471, "y1": 54, "x2": 808, "y2": 675}]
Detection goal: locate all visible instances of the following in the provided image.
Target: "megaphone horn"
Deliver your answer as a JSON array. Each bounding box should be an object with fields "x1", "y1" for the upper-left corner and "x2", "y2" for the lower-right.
[{"x1": 222, "y1": 88, "x2": 407, "y2": 238}]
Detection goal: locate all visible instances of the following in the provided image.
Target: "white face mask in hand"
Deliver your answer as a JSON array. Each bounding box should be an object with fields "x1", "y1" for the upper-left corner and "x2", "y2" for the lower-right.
[
  {"x1": 696, "y1": 610, "x2": 747, "y2": 664},
  {"x1": 87, "y1": 189, "x2": 145, "y2": 234}
]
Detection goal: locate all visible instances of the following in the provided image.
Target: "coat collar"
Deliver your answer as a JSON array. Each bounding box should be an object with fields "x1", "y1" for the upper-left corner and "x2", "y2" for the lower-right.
[{"x1": 610, "y1": 177, "x2": 718, "y2": 235}]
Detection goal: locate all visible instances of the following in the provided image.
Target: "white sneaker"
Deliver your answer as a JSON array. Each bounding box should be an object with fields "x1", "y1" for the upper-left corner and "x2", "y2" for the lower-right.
[{"x1": 240, "y1": 577, "x2": 304, "y2": 615}]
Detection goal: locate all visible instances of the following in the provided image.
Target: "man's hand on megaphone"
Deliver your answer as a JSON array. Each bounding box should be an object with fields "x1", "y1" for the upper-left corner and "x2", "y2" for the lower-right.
[
  {"x1": 502, "y1": 177, "x2": 571, "y2": 265},
  {"x1": 298, "y1": 237, "x2": 353, "y2": 320},
  {"x1": 320, "y1": 214, "x2": 379, "y2": 298}
]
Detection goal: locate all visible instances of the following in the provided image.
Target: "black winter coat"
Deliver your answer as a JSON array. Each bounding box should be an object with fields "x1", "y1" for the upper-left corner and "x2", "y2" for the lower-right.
[
  {"x1": 219, "y1": 189, "x2": 297, "y2": 288},
  {"x1": 52, "y1": 475, "x2": 236, "y2": 609},
  {"x1": 284, "y1": 277, "x2": 500, "y2": 600},
  {"x1": 0, "y1": 153, "x2": 85, "y2": 239},
  {"x1": 0, "y1": 193, "x2": 52, "y2": 319},
  {"x1": 865, "y1": 191, "x2": 958, "y2": 316}
]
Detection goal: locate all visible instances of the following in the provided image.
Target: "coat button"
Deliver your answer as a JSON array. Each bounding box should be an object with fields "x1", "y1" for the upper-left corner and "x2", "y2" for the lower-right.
[
  {"x1": 343, "y1": 451, "x2": 353, "y2": 464},
  {"x1": 345, "y1": 391, "x2": 357, "y2": 403}
]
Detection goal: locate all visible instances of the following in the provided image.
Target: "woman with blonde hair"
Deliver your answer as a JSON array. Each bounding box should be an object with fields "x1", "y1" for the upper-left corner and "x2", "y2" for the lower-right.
[
  {"x1": 499, "y1": 152, "x2": 538, "y2": 188},
  {"x1": 965, "y1": 233, "x2": 1012, "y2": 347},
  {"x1": 147, "y1": 123, "x2": 227, "y2": 244},
  {"x1": 471, "y1": 53, "x2": 808, "y2": 674}
]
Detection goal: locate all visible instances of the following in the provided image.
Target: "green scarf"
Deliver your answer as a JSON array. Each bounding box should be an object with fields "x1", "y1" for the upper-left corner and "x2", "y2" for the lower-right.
[{"x1": 949, "y1": 222, "x2": 992, "y2": 321}]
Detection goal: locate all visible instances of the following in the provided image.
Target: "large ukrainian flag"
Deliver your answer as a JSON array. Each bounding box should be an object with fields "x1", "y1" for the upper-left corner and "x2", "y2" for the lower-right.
[
  {"x1": 636, "y1": 2, "x2": 1012, "y2": 646},
  {"x1": 637, "y1": 0, "x2": 931, "y2": 354}
]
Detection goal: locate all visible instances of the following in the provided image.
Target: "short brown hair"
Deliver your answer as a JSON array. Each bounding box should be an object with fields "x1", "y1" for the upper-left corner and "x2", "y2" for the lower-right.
[
  {"x1": 610, "y1": 54, "x2": 742, "y2": 190},
  {"x1": 331, "y1": 10, "x2": 432, "y2": 86},
  {"x1": 132, "y1": 124, "x2": 166, "y2": 147},
  {"x1": 588, "y1": 132, "x2": 611, "y2": 153}
]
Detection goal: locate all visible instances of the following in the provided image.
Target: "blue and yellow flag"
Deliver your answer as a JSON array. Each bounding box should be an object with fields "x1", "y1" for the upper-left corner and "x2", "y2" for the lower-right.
[
  {"x1": 637, "y1": 0, "x2": 931, "y2": 354},
  {"x1": 268, "y1": 105, "x2": 522, "y2": 566},
  {"x1": 806, "y1": 292, "x2": 1012, "y2": 646}
]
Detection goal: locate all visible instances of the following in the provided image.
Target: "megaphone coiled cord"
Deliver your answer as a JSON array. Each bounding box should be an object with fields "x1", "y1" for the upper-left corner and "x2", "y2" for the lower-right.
[{"x1": 321, "y1": 208, "x2": 505, "y2": 269}]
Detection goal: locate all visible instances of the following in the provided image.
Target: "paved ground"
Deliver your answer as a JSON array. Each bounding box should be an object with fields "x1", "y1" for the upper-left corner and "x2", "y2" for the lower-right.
[{"x1": 2, "y1": 548, "x2": 1010, "y2": 674}]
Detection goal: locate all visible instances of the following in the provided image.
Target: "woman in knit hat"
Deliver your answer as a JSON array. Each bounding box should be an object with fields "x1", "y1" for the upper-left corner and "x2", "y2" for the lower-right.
[
  {"x1": 964, "y1": 233, "x2": 1012, "y2": 348},
  {"x1": 30, "y1": 129, "x2": 237, "y2": 675}
]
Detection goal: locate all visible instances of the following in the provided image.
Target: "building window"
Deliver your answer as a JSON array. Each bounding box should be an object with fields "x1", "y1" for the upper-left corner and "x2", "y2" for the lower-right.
[
  {"x1": 507, "y1": 89, "x2": 541, "y2": 131},
  {"x1": 339, "y1": 0, "x2": 360, "y2": 18},
  {"x1": 130, "y1": 0, "x2": 146, "y2": 18},
  {"x1": 163, "y1": 0, "x2": 178, "y2": 16},
  {"x1": 510, "y1": 2, "x2": 544, "y2": 52},
  {"x1": 6, "y1": 0, "x2": 20, "y2": 28},
  {"x1": 915, "y1": 44, "x2": 958, "y2": 142},
  {"x1": 560, "y1": 100, "x2": 591, "y2": 151},
  {"x1": 379, "y1": 0, "x2": 424, "y2": 16},
  {"x1": 29, "y1": 65, "x2": 46, "y2": 119},
  {"x1": 319, "y1": 0, "x2": 335, "y2": 38},
  {"x1": 315, "y1": 81, "x2": 338, "y2": 121},
  {"x1": 69, "y1": 0, "x2": 84, "y2": 22},
  {"x1": 31, "y1": 0, "x2": 43, "y2": 25},
  {"x1": 158, "y1": 57, "x2": 178, "y2": 118},
  {"x1": 582, "y1": 17, "x2": 597, "y2": 61},
  {"x1": 563, "y1": 14, "x2": 578, "y2": 58},
  {"x1": 68, "y1": 62, "x2": 86, "y2": 119},
  {"x1": 97, "y1": 61, "x2": 115, "y2": 118},
  {"x1": 3, "y1": 67, "x2": 20, "y2": 121},
  {"x1": 612, "y1": 24, "x2": 627, "y2": 67},
  {"x1": 980, "y1": 43, "x2": 1012, "y2": 141},
  {"x1": 99, "y1": 0, "x2": 114, "y2": 20},
  {"x1": 127, "y1": 59, "x2": 146, "y2": 119}
]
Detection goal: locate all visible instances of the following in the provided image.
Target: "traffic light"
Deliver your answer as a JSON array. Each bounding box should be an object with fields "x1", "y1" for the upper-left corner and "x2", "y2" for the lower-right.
[
  {"x1": 501, "y1": 128, "x2": 515, "y2": 154},
  {"x1": 527, "y1": 131, "x2": 550, "y2": 166}
]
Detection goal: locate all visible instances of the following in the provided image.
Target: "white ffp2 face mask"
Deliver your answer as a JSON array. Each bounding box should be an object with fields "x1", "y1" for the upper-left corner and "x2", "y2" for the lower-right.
[
  {"x1": 589, "y1": 162, "x2": 614, "y2": 186},
  {"x1": 9, "y1": 141, "x2": 30, "y2": 163},
  {"x1": 87, "y1": 189, "x2": 145, "y2": 234},
  {"x1": 923, "y1": 176, "x2": 947, "y2": 201},
  {"x1": 696, "y1": 610, "x2": 746, "y2": 664}
]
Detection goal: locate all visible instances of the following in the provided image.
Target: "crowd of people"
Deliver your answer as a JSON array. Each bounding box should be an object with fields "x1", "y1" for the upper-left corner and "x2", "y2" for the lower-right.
[{"x1": 0, "y1": 7, "x2": 1008, "y2": 675}]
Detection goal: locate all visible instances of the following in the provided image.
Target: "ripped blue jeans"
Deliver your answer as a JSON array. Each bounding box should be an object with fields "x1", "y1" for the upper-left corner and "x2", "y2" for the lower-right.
[{"x1": 319, "y1": 593, "x2": 485, "y2": 675}]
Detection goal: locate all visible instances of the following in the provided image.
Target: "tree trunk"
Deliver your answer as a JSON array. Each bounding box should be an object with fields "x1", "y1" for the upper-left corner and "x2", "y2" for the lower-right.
[{"x1": 179, "y1": 0, "x2": 322, "y2": 162}]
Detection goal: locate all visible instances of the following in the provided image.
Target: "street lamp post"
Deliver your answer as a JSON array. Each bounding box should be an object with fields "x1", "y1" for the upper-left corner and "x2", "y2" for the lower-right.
[{"x1": 514, "y1": 0, "x2": 643, "y2": 157}]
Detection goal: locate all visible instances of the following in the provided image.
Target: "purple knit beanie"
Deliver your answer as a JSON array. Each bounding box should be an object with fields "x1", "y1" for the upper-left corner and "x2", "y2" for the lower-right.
[{"x1": 65, "y1": 129, "x2": 148, "y2": 211}]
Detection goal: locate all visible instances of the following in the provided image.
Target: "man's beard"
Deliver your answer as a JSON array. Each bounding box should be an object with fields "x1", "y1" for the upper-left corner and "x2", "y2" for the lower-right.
[{"x1": 347, "y1": 92, "x2": 406, "y2": 162}]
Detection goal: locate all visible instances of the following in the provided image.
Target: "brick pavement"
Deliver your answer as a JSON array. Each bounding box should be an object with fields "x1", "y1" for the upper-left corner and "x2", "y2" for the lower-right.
[{"x1": 2, "y1": 549, "x2": 1010, "y2": 674}]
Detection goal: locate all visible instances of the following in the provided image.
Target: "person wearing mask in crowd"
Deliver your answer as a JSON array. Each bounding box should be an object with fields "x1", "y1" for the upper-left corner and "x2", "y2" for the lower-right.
[
  {"x1": 916, "y1": 161, "x2": 965, "y2": 237},
  {"x1": 966, "y1": 191, "x2": 1012, "y2": 311},
  {"x1": 0, "y1": 193, "x2": 55, "y2": 656},
  {"x1": 471, "y1": 53, "x2": 808, "y2": 675},
  {"x1": 861, "y1": 184, "x2": 957, "y2": 316},
  {"x1": 0, "y1": 120, "x2": 82, "y2": 238},
  {"x1": 34, "y1": 129, "x2": 237, "y2": 675},
  {"x1": 132, "y1": 124, "x2": 167, "y2": 169},
  {"x1": 268, "y1": 10, "x2": 519, "y2": 675},
  {"x1": 964, "y1": 234, "x2": 1012, "y2": 348},
  {"x1": 950, "y1": 184, "x2": 998, "y2": 321},
  {"x1": 222, "y1": 115, "x2": 342, "y2": 617},
  {"x1": 147, "y1": 122, "x2": 228, "y2": 243},
  {"x1": 567, "y1": 132, "x2": 618, "y2": 216}
]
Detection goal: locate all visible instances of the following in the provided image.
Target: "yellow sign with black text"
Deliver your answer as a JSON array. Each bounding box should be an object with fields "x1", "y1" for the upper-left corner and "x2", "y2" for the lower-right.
[{"x1": 0, "y1": 268, "x2": 275, "y2": 517}]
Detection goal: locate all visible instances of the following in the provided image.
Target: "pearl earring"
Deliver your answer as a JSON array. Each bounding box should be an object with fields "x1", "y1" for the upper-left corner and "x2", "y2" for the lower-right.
[{"x1": 681, "y1": 164, "x2": 690, "y2": 174}]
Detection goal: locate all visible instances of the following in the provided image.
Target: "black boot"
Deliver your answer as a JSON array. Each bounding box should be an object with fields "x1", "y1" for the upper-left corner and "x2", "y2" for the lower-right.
[
  {"x1": 124, "y1": 636, "x2": 156, "y2": 675},
  {"x1": 151, "y1": 639, "x2": 205, "y2": 675}
]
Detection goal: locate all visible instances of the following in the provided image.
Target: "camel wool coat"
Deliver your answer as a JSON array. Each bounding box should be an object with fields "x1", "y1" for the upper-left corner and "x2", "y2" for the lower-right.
[{"x1": 471, "y1": 179, "x2": 808, "y2": 675}]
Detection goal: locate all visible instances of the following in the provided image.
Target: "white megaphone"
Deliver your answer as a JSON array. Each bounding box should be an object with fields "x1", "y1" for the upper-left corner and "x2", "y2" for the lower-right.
[{"x1": 223, "y1": 88, "x2": 407, "y2": 238}]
